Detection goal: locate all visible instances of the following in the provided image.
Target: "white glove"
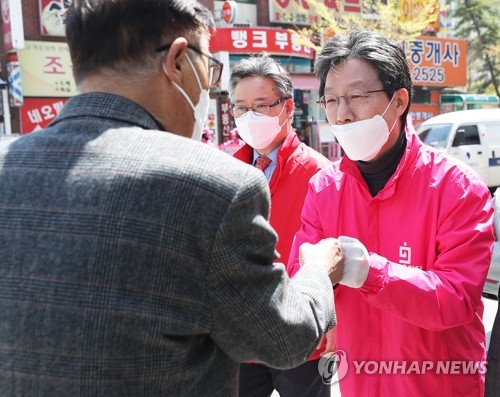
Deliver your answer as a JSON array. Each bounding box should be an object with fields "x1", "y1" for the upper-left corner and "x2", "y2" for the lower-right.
[{"x1": 338, "y1": 236, "x2": 370, "y2": 288}]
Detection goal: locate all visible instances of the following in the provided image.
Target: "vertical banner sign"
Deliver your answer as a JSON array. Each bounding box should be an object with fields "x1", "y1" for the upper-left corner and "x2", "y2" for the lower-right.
[
  {"x1": 1, "y1": 0, "x2": 12, "y2": 51},
  {"x1": 219, "y1": 97, "x2": 232, "y2": 140},
  {"x1": 7, "y1": 53, "x2": 23, "y2": 107},
  {"x1": 206, "y1": 98, "x2": 219, "y2": 141},
  {"x1": 1, "y1": 0, "x2": 24, "y2": 51}
]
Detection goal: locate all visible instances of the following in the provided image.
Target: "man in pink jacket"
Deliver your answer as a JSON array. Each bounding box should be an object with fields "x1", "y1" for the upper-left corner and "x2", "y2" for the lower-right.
[{"x1": 288, "y1": 30, "x2": 495, "y2": 396}]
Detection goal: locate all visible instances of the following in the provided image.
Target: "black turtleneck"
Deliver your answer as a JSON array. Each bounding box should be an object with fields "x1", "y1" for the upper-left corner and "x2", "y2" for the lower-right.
[{"x1": 357, "y1": 130, "x2": 407, "y2": 197}]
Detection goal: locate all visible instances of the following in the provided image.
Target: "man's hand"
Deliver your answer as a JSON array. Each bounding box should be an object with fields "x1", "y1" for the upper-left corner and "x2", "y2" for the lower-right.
[{"x1": 299, "y1": 238, "x2": 345, "y2": 285}]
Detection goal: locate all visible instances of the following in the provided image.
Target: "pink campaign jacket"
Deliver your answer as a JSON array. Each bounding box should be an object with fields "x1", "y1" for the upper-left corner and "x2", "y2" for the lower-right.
[{"x1": 288, "y1": 124, "x2": 495, "y2": 396}]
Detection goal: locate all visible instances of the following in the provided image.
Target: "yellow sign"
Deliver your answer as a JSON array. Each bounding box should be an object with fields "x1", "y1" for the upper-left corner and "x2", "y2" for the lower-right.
[
  {"x1": 18, "y1": 40, "x2": 77, "y2": 97},
  {"x1": 399, "y1": 0, "x2": 439, "y2": 32}
]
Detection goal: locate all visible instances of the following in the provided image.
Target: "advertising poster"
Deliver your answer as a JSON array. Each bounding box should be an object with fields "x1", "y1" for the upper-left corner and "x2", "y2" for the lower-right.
[{"x1": 39, "y1": 0, "x2": 71, "y2": 37}]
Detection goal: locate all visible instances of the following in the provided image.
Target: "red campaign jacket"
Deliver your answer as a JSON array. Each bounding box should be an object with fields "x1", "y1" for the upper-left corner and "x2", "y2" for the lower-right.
[{"x1": 234, "y1": 130, "x2": 331, "y2": 361}]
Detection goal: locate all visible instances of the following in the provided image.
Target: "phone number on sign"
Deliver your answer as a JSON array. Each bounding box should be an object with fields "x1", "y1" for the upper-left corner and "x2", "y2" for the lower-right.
[{"x1": 412, "y1": 67, "x2": 445, "y2": 83}]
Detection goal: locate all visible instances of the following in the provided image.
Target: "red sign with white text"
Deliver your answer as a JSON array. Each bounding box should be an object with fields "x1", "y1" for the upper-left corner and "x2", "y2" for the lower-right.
[
  {"x1": 409, "y1": 103, "x2": 440, "y2": 130},
  {"x1": 20, "y1": 97, "x2": 67, "y2": 134},
  {"x1": 210, "y1": 27, "x2": 314, "y2": 59}
]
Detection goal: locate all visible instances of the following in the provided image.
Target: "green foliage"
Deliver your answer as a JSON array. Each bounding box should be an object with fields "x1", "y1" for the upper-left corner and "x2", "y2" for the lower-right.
[
  {"x1": 450, "y1": 0, "x2": 499, "y2": 95},
  {"x1": 291, "y1": 0, "x2": 440, "y2": 51}
]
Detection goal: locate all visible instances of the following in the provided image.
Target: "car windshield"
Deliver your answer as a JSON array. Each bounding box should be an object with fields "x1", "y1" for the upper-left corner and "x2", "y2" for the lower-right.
[{"x1": 418, "y1": 124, "x2": 453, "y2": 149}]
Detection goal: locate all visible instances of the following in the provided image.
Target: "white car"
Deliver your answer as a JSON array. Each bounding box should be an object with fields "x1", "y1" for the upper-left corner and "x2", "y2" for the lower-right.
[{"x1": 483, "y1": 188, "x2": 500, "y2": 298}]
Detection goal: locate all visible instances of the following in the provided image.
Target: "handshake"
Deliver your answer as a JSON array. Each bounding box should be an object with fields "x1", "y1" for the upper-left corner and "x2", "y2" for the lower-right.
[{"x1": 299, "y1": 236, "x2": 370, "y2": 288}]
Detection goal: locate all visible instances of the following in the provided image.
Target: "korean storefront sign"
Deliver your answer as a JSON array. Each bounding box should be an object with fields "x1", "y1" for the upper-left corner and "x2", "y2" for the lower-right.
[
  {"x1": 20, "y1": 97, "x2": 67, "y2": 134},
  {"x1": 268, "y1": 0, "x2": 362, "y2": 26},
  {"x1": 405, "y1": 36, "x2": 466, "y2": 87},
  {"x1": 39, "y1": 0, "x2": 70, "y2": 37},
  {"x1": 210, "y1": 27, "x2": 314, "y2": 59},
  {"x1": 409, "y1": 104, "x2": 440, "y2": 129},
  {"x1": 18, "y1": 41, "x2": 77, "y2": 97}
]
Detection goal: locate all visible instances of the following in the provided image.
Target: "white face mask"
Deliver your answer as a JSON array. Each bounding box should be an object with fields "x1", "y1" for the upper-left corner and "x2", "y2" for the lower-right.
[
  {"x1": 329, "y1": 94, "x2": 397, "y2": 161},
  {"x1": 162, "y1": 54, "x2": 210, "y2": 141},
  {"x1": 235, "y1": 104, "x2": 286, "y2": 150}
]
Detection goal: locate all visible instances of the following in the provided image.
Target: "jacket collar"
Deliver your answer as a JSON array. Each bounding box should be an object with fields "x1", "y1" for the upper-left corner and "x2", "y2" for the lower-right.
[
  {"x1": 50, "y1": 92, "x2": 164, "y2": 131},
  {"x1": 233, "y1": 129, "x2": 301, "y2": 165},
  {"x1": 233, "y1": 129, "x2": 302, "y2": 193}
]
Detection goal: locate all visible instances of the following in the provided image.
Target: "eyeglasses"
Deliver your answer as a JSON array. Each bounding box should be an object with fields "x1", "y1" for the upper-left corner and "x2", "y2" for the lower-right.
[
  {"x1": 317, "y1": 89, "x2": 386, "y2": 113},
  {"x1": 156, "y1": 43, "x2": 223, "y2": 87},
  {"x1": 230, "y1": 97, "x2": 290, "y2": 118}
]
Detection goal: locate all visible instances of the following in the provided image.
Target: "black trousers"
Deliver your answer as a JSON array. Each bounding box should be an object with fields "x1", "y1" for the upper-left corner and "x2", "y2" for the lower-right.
[{"x1": 239, "y1": 360, "x2": 331, "y2": 397}]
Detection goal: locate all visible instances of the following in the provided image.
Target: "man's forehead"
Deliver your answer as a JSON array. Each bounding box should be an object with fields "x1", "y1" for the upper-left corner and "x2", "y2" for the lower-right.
[{"x1": 233, "y1": 94, "x2": 273, "y2": 104}]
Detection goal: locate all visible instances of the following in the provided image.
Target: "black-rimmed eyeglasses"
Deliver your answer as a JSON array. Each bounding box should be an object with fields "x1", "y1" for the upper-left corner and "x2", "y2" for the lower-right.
[
  {"x1": 230, "y1": 97, "x2": 290, "y2": 118},
  {"x1": 317, "y1": 89, "x2": 386, "y2": 113},
  {"x1": 156, "y1": 43, "x2": 223, "y2": 87}
]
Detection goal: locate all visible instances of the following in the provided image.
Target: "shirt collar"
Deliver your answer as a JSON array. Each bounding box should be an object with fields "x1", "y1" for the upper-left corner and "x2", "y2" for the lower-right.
[{"x1": 252, "y1": 146, "x2": 280, "y2": 166}]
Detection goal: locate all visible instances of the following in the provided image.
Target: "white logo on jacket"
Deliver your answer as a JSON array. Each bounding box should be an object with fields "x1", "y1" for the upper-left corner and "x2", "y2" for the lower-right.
[{"x1": 399, "y1": 242, "x2": 412, "y2": 265}]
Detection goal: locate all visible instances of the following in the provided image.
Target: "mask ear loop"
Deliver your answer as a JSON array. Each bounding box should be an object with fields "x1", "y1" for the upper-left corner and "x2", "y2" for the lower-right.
[
  {"x1": 380, "y1": 92, "x2": 398, "y2": 134},
  {"x1": 277, "y1": 98, "x2": 289, "y2": 129},
  {"x1": 185, "y1": 55, "x2": 203, "y2": 92},
  {"x1": 161, "y1": 55, "x2": 197, "y2": 114}
]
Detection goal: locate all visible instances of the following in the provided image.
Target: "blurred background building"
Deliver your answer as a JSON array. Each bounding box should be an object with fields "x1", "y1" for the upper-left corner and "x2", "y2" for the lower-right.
[{"x1": 0, "y1": 0, "x2": 497, "y2": 160}]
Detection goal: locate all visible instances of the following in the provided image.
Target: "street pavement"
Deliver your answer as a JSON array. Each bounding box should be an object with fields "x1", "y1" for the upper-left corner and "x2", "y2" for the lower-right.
[{"x1": 271, "y1": 295, "x2": 498, "y2": 397}]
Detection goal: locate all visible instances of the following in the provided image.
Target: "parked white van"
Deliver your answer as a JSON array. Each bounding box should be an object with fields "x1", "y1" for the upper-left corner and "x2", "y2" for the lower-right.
[{"x1": 417, "y1": 109, "x2": 500, "y2": 189}]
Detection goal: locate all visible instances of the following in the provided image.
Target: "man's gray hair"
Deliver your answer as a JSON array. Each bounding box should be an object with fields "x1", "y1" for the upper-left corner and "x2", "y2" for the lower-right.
[{"x1": 228, "y1": 54, "x2": 293, "y2": 101}]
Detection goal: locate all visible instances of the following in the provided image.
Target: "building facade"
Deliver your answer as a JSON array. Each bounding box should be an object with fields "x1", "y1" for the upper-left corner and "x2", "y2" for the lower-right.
[{"x1": 0, "y1": 0, "x2": 468, "y2": 160}]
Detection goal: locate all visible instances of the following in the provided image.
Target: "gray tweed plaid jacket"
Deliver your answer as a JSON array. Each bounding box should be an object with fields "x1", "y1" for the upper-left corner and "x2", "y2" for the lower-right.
[{"x1": 0, "y1": 93, "x2": 335, "y2": 396}]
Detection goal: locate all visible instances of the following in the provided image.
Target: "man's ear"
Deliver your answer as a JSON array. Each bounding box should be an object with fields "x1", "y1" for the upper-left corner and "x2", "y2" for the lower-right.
[
  {"x1": 162, "y1": 37, "x2": 188, "y2": 86},
  {"x1": 286, "y1": 98, "x2": 295, "y2": 119},
  {"x1": 394, "y1": 88, "x2": 410, "y2": 117}
]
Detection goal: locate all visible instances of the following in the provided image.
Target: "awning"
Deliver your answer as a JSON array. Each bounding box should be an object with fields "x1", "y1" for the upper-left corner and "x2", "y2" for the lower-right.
[{"x1": 291, "y1": 74, "x2": 320, "y2": 91}]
